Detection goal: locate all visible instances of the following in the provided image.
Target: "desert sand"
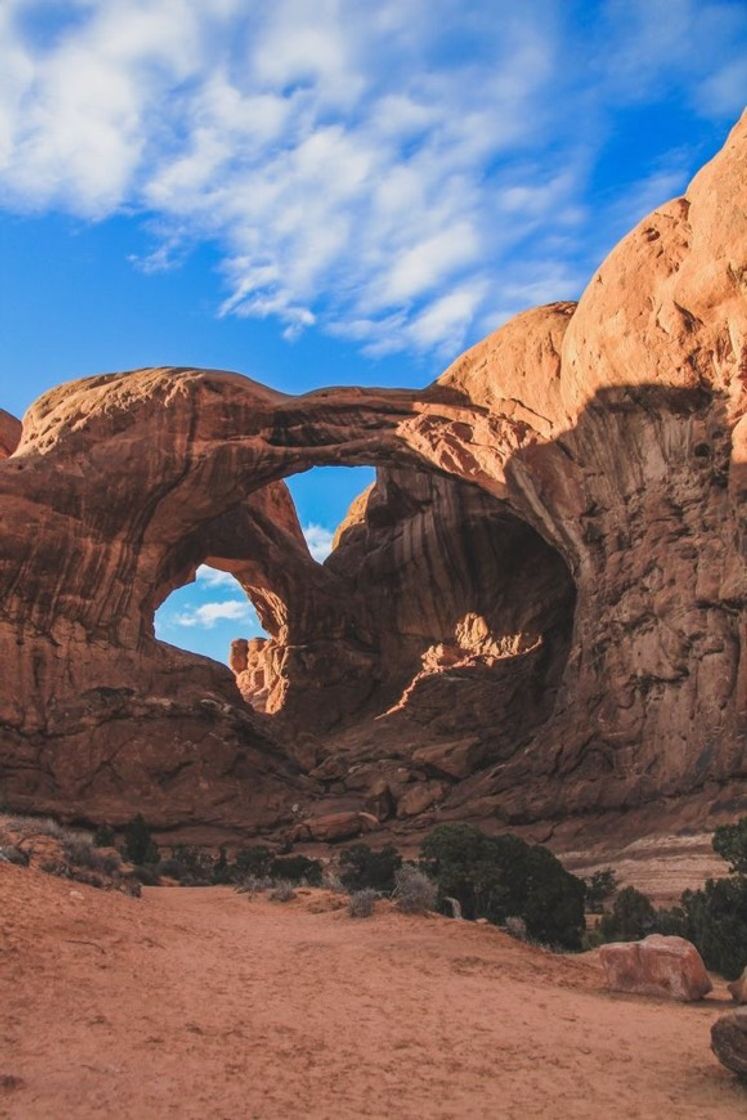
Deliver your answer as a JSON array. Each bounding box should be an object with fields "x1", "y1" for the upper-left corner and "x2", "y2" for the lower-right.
[{"x1": 1, "y1": 864, "x2": 744, "y2": 1119}]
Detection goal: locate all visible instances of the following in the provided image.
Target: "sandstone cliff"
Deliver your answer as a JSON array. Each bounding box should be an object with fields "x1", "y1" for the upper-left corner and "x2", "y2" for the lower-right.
[{"x1": 0, "y1": 113, "x2": 745, "y2": 846}]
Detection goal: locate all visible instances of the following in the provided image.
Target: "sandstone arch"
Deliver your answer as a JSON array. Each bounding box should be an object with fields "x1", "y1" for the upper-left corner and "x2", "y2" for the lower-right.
[{"x1": 0, "y1": 113, "x2": 745, "y2": 845}]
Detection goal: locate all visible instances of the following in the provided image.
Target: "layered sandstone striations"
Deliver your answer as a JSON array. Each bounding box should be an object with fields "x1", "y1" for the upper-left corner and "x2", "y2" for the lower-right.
[{"x1": 0, "y1": 114, "x2": 745, "y2": 843}]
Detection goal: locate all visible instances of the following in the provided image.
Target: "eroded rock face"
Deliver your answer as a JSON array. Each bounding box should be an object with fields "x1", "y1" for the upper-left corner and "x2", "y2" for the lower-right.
[
  {"x1": 599, "y1": 935, "x2": 713, "y2": 1002},
  {"x1": 712, "y1": 1007, "x2": 747, "y2": 1077},
  {"x1": 0, "y1": 113, "x2": 745, "y2": 842},
  {"x1": 0, "y1": 410, "x2": 21, "y2": 459}
]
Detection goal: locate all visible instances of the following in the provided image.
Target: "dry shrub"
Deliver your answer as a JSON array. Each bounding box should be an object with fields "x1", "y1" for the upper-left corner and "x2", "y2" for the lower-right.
[
  {"x1": 268, "y1": 880, "x2": 296, "y2": 902},
  {"x1": 348, "y1": 888, "x2": 378, "y2": 918},
  {"x1": 322, "y1": 866, "x2": 346, "y2": 893},
  {"x1": 6, "y1": 815, "x2": 77, "y2": 843},
  {"x1": 0, "y1": 846, "x2": 29, "y2": 866},
  {"x1": 393, "y1": 865, "x2": 437, "y2": 914},
  {"x1": 64, "y1": 839, "x2": 121, "y2": 876},
  {"x1": 236, "y1": 875, "x2": 274, "y2": 895}
]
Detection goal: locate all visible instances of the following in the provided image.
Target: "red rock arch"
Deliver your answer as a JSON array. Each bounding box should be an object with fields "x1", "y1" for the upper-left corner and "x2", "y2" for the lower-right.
[{"x1": 0, "y1": 113, "x2": 745, "y2": 845}]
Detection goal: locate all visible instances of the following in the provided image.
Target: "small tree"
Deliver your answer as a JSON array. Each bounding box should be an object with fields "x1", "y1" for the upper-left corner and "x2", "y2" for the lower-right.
[
  {"x1": 584, "y1": 868, "x2": 618, "y2": 913},
  {"x1": 235, "y1": 845, "x2": 272, "y2": 878},
  {"x1": 712, "y1": 817, "x2": 747, "y2": 874},
  {"x1": 420, "y1": 823, "x2": 586, "y2": 949},
  {"x1": 212, "y1": 846, "x2": 230, "y2": 884},
  {"x1": 270, "y1": 854, "x2": 322, "y2": 885},
  {"x1": 339, "y1": 843, "x2": 402, "y2": 893},
  {"x1": 599, "y1": 886, "x2": 656, "y2": 941},
  {"x1": 92, "y1": 824, "x2": 115, "y2": 848},
  {"x1": 671, "y1": 877, "x2": 747, "y2": 980},
  {"x1": 123, "y1": 814, "x2": 159, "y2": 866}
]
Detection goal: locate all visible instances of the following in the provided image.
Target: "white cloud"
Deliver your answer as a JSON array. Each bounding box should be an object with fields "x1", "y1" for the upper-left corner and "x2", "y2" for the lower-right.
[
  {"x1": 0, "y1": 0, "x2": 744, "y2": 357},
  {"x1": 195, "y1": 564, "x2": 241, "y2": 589},
  {"x1": 697, "y1": 58, "x2": 747, "y2": 118},
  {"x1": 303, "y1": 523, "x2": 335, "y2": 563},
  {"x1": 173, "y1": 599, "x2": 254, "y2": 628}
]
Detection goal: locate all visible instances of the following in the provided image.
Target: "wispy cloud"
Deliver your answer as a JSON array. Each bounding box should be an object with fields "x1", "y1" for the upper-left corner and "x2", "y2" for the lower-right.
[
  {"x1": 0, "y1": 0, "x2": 744, "y2": 357},
  {"x1": 303, "y1": 523, "x2": 335, "y2": 563},
  {"x1": 195, "y1": 564, "x2": 240, "y2": 589},
  {"x1": 172, "y1": 599, "x2": 256, "y2": 629}
]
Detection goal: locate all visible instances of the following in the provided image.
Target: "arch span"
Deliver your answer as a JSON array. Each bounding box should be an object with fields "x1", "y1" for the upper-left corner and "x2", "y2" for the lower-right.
[{"x1": 0, "y1": 112, "x2": 745, "y2": 844}]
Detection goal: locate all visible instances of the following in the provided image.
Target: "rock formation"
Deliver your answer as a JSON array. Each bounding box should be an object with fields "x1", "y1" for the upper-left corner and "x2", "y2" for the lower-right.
[
  {"x1": 0, "y1": 113, "x2": 745, "y2": 845},
  {"x1": 711, "y1": 1007, "x2": 747, "y2": 1077},
  {"x1": 728, "y1": 966, "x2": 747, "y2": 1005},
  {"x1": 598, "y1": 934, "x2": 712, "y2": 1001},
  {"x1": 0, "y1": 409, "x2": 21, "y2": 459}
]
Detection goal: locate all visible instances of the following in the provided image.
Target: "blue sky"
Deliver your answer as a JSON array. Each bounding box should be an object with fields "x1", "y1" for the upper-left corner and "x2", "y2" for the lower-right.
[{"x1": 0, "y1": 0, "x2": 745, "y2": 663}]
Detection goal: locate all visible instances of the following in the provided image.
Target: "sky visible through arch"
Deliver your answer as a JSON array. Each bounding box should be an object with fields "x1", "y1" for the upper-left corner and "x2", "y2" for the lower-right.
[
  {"x1": 154, "y1": 465, "x2": 375, "y2": 662},
  {"x1": 0, "y1": 0, "x2": 745, "y2": 662}
]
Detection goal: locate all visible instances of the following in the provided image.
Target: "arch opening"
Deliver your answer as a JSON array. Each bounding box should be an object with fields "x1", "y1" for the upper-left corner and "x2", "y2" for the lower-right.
[
  {"x1": 154, "y1": 566, "x2": 269, "y2": 665},
  {"x1": 183, "y1": 462, "x2": 579, "y2": 777}
]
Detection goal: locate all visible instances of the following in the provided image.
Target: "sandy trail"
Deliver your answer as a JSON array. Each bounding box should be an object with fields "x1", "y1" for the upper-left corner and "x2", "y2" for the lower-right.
[{"x1": 0, "y1": 865, "x2": 744, "y2": 1119}]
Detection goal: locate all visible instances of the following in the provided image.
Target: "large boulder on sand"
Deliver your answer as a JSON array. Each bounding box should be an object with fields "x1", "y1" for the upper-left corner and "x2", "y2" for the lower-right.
[
  {"x1": 711, "y1": 1007, "x2": 747, "y2": 1077},
  {"x1": 728, "y1": 967, "x2": 747, "y2": 1004},
  {"x1": 598, "y1": 934, "x2": 712, "y2": 1002}
]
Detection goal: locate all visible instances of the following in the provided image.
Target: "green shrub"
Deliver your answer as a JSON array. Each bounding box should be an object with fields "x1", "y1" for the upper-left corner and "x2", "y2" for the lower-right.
[
  {"x1": 123, "y1": 815, "x2": 159, "y2": 866},
  {"x1": 587, "y1": 821, "x2": 747, "y2": 980},
  {"x1": 339, "y1": 843, "x2": 402, "y2": 893},
  {"x1": 393, "y1": 865, "x2": 437, "y2": 914},
  {"x1": 584, "y1": 868, "x2": 618, "y2": 913},
  {"x1": 659, "y1": 877, "x2": 747, "y2": 981},
  {"x1": 269, "y1": 854, "x2": 322, "y2": 885},
  {"x1": 132, "y1": 864, "x2": 160, "y2": 886},
  {"x1": 599, "y1": 886, "x2": 657, "y2": 941},
  {"x1": 156, "y1": 858, "x2": 185, "y2": 881},
  {"x1": 92, "y1": 824, "x2": 115, "y2": 848},
  {"x1": 234, "y1": 845, "x2": 273, "y2": 878},
  {"x1": 212, "y1": 847, "x2": 231, "y2": 884},
  {"x1": 420, "y1": 824, "x2": 585, "y2": 950},
  {"x1": 172, "y1": 845, "x2": 220, "y2": 883},
  {"x1": 712, "y1": 817, "x2": 747, "y2": 874}
]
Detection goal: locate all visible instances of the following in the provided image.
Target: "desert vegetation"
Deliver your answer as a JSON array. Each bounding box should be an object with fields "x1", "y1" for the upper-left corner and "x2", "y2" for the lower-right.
[
  {"x1": 420, "y1": 824, "x2": 586, "y2": 949},
  {"x1": 6, "y1": 807, "x2": 747, "y2": 980},
  {"x1": 593, "y1": 816, "x2": 747, "y2": 981}
]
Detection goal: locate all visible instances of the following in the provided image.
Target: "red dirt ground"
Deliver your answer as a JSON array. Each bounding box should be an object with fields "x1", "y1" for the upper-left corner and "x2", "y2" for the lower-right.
[{"x1": 1, "y1": 864, "x2": 744, "y2": 1119}]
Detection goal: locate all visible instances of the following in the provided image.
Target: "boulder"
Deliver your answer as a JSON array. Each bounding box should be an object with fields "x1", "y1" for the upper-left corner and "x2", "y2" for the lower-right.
[
  {"x1": 711, "y1": 1007, "x2": 747, "y2": 1077},
  {"x1": 364, "y1": 778, "x2": 396, "y2": 822},
  {"x1": 292, "y1": 811, "x2": 377, "y2": 843},
  {"x1": 396, "y1": 781, "x2": 446, "y2": 819},
  {"x1": 598, "y1": 934, "x2": 712, "y2": 1002},
  {"x1": 728, "y1": 967, "x2": 747, "y2": 1005},
  {"x1": 411, "y1": 738, "x2": 485, "y2": 780}
]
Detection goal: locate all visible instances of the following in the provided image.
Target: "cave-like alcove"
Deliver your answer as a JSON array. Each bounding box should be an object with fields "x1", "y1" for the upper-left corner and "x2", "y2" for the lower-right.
[{"x1": 150, "y1": 461, "x2": 576, "y2": 775}]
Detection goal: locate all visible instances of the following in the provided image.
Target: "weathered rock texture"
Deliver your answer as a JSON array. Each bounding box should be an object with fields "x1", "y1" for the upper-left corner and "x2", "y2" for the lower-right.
[
  {"x1": 712, "y1": 1007, "x2": 747, "y2": 1077},
  {"x1": 0, "y1": 113, "x2": 745, "y2": 843},
  {"x1": 0, "y1": 409, "x2": 21, "y2": 459},
  {"x1": 598, "y1": 934, "x2": 712, "y2": 1002}
]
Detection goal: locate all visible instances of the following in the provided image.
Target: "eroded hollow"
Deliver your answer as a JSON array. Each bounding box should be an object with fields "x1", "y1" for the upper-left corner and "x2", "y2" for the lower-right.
[{"x1": 222, "y1": 466, "x2": 577, "y2": 771}]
